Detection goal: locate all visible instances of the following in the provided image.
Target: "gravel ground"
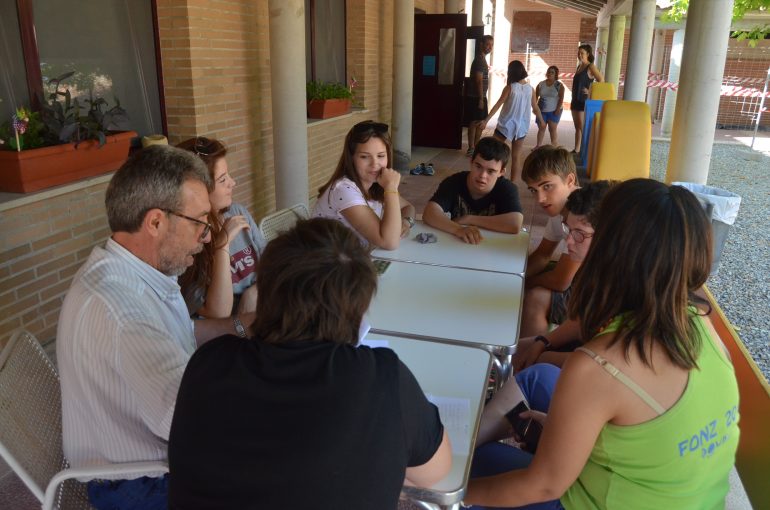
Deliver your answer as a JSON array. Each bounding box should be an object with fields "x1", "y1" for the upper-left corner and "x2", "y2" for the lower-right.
[{"x1": 649, "y1": 141, "x2": 770, "y2": 382}]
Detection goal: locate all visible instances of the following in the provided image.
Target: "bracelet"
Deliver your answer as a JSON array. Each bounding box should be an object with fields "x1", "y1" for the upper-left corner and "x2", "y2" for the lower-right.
[
  {"x1": 534, "y1": 335, "x2": 551, "y2": 350},
  {"x1": 384, "y1": 189, "x2": 399, "y2": 194}
]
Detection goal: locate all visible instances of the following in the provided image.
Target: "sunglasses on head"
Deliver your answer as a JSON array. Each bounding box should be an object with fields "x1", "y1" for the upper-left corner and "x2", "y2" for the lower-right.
[
  {"x1": 193, "y1": 137, "x2": 215, "y2": 156},
  {"x1": 353, "y1": 120, "x2": 389, "y2": 135}
]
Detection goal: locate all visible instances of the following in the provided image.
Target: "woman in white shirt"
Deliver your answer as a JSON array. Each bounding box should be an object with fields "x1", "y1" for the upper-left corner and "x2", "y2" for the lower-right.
[{"x1": 313, "y1": 120, "x2": 415, "y2": 250}]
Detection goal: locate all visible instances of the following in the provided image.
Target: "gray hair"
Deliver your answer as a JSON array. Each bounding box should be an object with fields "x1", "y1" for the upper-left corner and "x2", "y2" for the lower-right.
[{"x1": 106, "y1": 145, "x2": 211, "y2": 233}]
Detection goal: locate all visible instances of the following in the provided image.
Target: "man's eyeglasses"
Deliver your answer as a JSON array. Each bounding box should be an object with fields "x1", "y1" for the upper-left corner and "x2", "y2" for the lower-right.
[
  {"x1": 353, "y1": 120, "x2": 389, "y2": 135},
  {"x1": 193, "y1": 137, "x2": 215, "y2": 156},
  {"x1": 163, "y1": 209, "x2": 212, "y2": 240},
  {"x1": 562, "y1": 223, "x2": 594, "y2": 243}
]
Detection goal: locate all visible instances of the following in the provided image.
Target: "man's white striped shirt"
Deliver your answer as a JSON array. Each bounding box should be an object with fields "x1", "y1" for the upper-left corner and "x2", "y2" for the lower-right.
[{"x1": 57, "y1": 238, "x2": 196, "y2": 477}]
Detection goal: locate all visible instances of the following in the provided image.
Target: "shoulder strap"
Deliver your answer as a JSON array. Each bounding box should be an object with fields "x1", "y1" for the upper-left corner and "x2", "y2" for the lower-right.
[{"x1": 576, "y1": 347, "x2": 666, "y2": 415}]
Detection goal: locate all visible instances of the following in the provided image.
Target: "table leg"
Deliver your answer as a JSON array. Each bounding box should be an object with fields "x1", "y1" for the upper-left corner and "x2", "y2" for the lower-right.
[{"x1": 493, "y1": 354, "x2": 513, "y2": 391}]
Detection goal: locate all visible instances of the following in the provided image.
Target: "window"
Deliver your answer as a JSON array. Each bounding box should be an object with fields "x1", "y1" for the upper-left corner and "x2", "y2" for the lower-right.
[
  {"x1": 0, "y1": 0, "x2": 164, "y2": 137},
  {"x1": 0, "y1": 3, "x2": 29, "y2": 122},
  {"x1": 305, "y1": 0, "x2": 346, "y2": 84},
  {"x1": 511, "y1": 11, "x2": 551, "y2": 53}
]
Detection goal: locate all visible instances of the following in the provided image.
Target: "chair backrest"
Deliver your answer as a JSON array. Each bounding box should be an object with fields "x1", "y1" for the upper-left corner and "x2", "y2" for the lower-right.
[
  {"x1": 589, "y1": 81, "x2": 617, "y2": 100},
  {"x1": 586, "y1": 111, "x2": 601, "y2": 178},
  {"x1": 0, "y1": 330, "x2": 90, "y2": 508},
  {"x1": 579, "y1": 99, "x2": 605, "y2": 168},
  {"x1": 258, "y1": 203, "x2": 310, "y2": 242},
  {"x1": 591, "y1": 100, "x2": 651, "y2": 182}
]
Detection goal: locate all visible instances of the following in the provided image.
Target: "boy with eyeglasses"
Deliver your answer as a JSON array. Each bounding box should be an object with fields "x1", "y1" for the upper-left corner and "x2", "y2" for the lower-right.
[{"x1": 517, "y1": 179, "x2": 615, "y2": 368}]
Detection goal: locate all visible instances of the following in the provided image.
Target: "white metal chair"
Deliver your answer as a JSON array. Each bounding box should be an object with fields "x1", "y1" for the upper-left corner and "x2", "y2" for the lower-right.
[
  {"x1": 0, "y1": 330, "x2": 168, "y2": 510},
  {"x1": 258, "y1": 203, "x2": 310, "y2": 242}
]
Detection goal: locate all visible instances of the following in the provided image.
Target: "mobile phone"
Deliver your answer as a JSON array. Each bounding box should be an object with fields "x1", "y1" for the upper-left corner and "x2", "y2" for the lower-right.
[
  {"x1": 372, "y1": 259, "x2": 391, "y2": 276},
  {"x1": 504, "y1": 400, "x2": 543, "y2": 453}
]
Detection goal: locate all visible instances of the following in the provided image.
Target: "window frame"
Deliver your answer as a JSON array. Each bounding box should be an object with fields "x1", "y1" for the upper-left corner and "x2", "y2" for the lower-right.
[
  {"x1": 305, "y1": 0, "x2": 347, "y2": 84},
  {"x1": 13, "y1": 0, "x2": 167, "y2": 135}
]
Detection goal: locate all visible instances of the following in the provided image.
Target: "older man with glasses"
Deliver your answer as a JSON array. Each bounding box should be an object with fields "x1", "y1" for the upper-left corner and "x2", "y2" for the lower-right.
[{"x1": 56, "y1": 145, "x2": 253, "y2": 510}]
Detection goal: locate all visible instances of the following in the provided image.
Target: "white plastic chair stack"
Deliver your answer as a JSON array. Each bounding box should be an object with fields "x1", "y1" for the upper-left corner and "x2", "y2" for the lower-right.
[
  {"x1": 259, "y1": 203, "x2": 310, "y2": 242},
  {"x1": 0, "y1": 330, "x2": 168, "y2": 510}
]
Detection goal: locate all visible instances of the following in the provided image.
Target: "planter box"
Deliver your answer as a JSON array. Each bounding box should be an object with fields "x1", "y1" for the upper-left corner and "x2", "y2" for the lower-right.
[
  {"x1": 307, "y1": 98, "x2": 352, "y2": 119},
  {"x1": 0, "y1": 131, "x2": 137, "y2": 193}
]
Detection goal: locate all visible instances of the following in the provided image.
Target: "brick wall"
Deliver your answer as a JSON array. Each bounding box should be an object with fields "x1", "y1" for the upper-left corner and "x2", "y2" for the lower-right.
[
  {"x1": 0, "y1": 181, "x2": 112, "y2": 345},
  {"x1": 0, "y1": 0, "x2": 400, "y2": 350},
  {"x1": 502, "y1": 1, "x2": 583, "y2": 106},
  {"x1": 652, "y1": 35, "x2": 770, "y2": 130}
]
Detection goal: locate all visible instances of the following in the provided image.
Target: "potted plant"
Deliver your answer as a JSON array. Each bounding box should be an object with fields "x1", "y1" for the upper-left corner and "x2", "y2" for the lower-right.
[
  {"x1": 0, "y1": 71, "x2": 137, "y2": 193},
  {"x1": 306, "y1": 80, "x2": 354, "y2": 119}
]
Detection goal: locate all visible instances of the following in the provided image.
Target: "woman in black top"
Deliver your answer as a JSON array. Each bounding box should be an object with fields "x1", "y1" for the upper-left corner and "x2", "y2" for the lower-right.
[{"x1": 570, "y1": 44, "x2": 604, "y2": 153}]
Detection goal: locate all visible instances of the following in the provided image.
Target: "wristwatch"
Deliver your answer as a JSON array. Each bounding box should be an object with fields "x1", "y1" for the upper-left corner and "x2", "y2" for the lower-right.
[
  {"x1": 534, "y1": 335, "x2": 551, "y2": 350},
  {"x1": 403, "y1": 216, "x2": 415, "y2": 228},
  {"x1": 233, "y1": 316, "x2": 247, "y2": 338}
]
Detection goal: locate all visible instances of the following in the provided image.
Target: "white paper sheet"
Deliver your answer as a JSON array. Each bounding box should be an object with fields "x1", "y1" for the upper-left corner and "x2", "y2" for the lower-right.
[{"x1": 426, "y1": 394, "x2": 471, "y2": 454}]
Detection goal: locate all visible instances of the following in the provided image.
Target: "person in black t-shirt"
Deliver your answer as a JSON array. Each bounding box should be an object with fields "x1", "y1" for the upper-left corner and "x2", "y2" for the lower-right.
[
  {"x1": 466, "y1": 35, "x2": 494, "y2": 155},
  {"x1": 168, "y1": 218, "x2": 451, "y2": 510},
  {"x1": 424, "y1": 137, "x2": 524, "y2": 244}
]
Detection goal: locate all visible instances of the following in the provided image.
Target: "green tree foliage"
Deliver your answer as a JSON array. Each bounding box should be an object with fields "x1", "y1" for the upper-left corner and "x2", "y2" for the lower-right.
[{"x1": 663, "y1": 0, "x2": 770, "y2": 46}]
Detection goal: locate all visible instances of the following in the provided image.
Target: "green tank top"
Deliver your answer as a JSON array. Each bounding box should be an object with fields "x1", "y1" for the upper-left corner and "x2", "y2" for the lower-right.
[{"x1": 561, "y1": 313, "x2": 740, "y2": 510}]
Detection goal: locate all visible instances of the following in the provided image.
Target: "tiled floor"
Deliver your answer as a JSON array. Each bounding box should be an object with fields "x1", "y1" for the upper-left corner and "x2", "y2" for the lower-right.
[{"x1": 0, "y1": 470, "x2": 38, "y2": 510}]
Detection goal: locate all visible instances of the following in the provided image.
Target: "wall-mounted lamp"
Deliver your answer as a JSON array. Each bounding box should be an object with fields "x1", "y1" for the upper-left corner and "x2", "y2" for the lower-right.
[{"x1": 484, "y1": 13, "x2": 492, "y2": 26}]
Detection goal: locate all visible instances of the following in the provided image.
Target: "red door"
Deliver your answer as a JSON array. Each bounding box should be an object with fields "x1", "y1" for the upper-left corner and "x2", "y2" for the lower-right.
[{"x1": 412, "y1": 14, "x2": 467, "y2": 149}]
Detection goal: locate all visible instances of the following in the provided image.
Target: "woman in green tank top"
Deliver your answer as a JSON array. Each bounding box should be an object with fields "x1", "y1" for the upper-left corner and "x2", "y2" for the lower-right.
[{"x1": 465, "y1": 179, "x2": 740, "y2": 510}]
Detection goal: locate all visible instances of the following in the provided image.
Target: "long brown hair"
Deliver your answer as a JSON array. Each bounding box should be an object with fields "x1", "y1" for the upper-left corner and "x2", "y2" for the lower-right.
[
  {"x1": 568, "y1": 179, "x2": 713, "y2": 369},
  {"x1": 175, "y1": 137, "x2": 228, "y2": 309},
  {"x1": 253, "y1": 218, "x2": 377, "y2": 345},
  {"x1": 317, "y1": 120, "x2": 392, "y2": 202}
]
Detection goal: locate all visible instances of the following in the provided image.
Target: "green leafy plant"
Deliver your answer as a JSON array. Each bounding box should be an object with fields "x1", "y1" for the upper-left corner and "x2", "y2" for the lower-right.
[
  {"x1": 39, "y1": 71, "x2": 130, "y2": 147},
  {"x1": 1, "y1": 71, "x2": 131, "y2": 151},
  {"x1": 662, "y1": 0, "x2": 769, "y2": 47},
  {"x1": 306, "y1": 80, "x2": 354, "y2": 101}
]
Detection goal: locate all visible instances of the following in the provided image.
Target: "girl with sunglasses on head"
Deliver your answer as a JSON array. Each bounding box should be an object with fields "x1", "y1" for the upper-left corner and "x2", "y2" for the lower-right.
[
  {"x1": 176, "y1": 137, "x2": 266, "y2": 318},
  {"x1": 313, "y1": 120, "x2": 415, "y2": 250}
]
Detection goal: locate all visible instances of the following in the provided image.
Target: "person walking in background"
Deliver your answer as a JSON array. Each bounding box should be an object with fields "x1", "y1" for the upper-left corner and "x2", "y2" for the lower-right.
[
  {"x1": 466, "y1": 35, "x2": 494, "y2": 156},
  {"x1": 480, "y1": 60, "x2": 544, "y2": 181},
  {"x1": 570, "y1": 44, "x2": 604, "y2": 154},
  {"x1": 535, "y1": 66, "x2": 565, "y2": 149}
]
